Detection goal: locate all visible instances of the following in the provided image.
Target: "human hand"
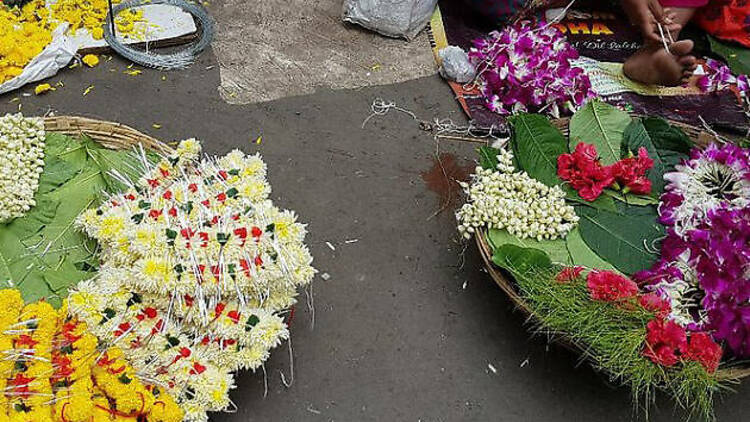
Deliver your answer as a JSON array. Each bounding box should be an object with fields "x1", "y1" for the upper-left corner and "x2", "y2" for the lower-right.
[{"x1": 622, "y1": 0, "x2": 678, "y2": 42}]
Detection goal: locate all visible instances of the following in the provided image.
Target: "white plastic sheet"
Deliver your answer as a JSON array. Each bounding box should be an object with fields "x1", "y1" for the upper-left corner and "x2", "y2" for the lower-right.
[
  {"x1": 0, "y1": 24, "x2": 77, "y2": 95},
  {"x1": 342, "y1": 0, "x2": 438, "y2": 41}
]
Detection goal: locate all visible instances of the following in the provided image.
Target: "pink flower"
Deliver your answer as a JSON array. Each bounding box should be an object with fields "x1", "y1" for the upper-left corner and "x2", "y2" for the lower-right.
[
  {"x1": 686, "y1": 332, "x2": 723, "y2": 373},
  {"x1": 643, "y1": 318, "x2": 688, "y2": 367},
  {"x1": 638, "y1": 293, "x2": 671, "y2": 318},
  {"x1": 611, "y1": 147, "x2": 654, "y2": 195},
  {"x1": 586, "y1": 270, "x2": 639, "y2": 302},
  {"x1": 555, "y1": 266, "x2": 585, "y2": 283},
  {"x1": 557, "y1": 143, "x2": 615, "y2": 201}
]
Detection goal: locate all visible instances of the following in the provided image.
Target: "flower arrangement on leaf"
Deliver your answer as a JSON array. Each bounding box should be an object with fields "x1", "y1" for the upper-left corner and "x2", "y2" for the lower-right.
[
  {"x1": 468, "y1": 21, "x2": 595, "y2": 118},
  {"x1": 459, "y1": 99, "x2": 750, "y2": 419},
  {"x1": 70, "y1": 139, "x2": 316, "y2": 421}
]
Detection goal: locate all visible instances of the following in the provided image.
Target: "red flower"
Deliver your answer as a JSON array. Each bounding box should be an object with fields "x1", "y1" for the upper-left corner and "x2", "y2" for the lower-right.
[
  {"x1": 611, "y1": 147, "x2": 654, "y2": 195},
  {"x1": 227, "y1": 310, "x2": 241, "y2": 324},
  {"x1": 147, "y1": 179, "x2": 160, "y2": 188},
  {"x1": 216, "y1": 192, "x2": 227, "y2": 202},
  {"x1": 143, "y1": 307, "x2": 158, "y2": 319},
  {"x1": 254, "y1": 255, "x2": 263, "y2": 267},
  {"x1": 184, "y1": 294, "x2": 194, "y2": 306},
  {"x1": 686, "y1": 332, "x2": 723, "y2": 373},
  {"x1": 162, "y1": 190, "x2": 173, "y2": 200},
  {"x1": 149, "y1": 209, "x2": 163, "y2": 220},
  {"x1": 586, "y1": 270, "x2": 639, "y2": 302},
  {"x1": 188, "y1": 183, "x2": 198, "y2": 193},
  {"x1": 638, "y1": 293, "x2": 671, "y2": 318},
  {"x1": 16, "y1": 334, "x2": 38, "y2": 348},
  {"x1": 218, "y1": 170, "x2": 228, "y2": 180},
  {"x1": 557, "y1": 143, "x2": 614, "y2": 201},
  {"x1": 159, "y1": 168, "x2": 170, "y2": 178},
  {"x1": 190, "y1": 362, "x2": 207, "y2": 375},
  {"x1": 555, "y1": 266, "x2": 584, "y2": 283},
  {"x1": 214, "y1": 303, "x2": 226, "y2": 315},
  {"x1": 643, "y1": 318, "x2": 687, "y2": 367},
  {"x1": 251, "y1": 226, "x2": 262, "y2": 238},
  {"x1": 168, "y1": 207, "x2": 177, "y2": 217}
]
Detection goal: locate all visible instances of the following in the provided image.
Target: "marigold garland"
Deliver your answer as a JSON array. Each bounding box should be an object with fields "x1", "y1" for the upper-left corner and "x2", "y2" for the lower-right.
[{"x1": 0, "y1": 289, "x2": 183, "y2": 421}]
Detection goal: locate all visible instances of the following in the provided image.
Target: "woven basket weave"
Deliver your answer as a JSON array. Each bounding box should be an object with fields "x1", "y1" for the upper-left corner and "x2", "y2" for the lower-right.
[
  {"x1": 43, "y1": 116, "x2": 174, "y2": 155},
  {"x1": 476, "y1": 116, "x2": 750, "y2": 381}
]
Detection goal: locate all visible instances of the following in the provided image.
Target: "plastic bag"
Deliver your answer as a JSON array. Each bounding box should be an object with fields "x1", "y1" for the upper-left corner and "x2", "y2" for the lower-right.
[
  {"x1": 342, "y1": 0, "x2": 438, "y2": 41},
  {"x1": 0, "y1": 24, "x2": 77, "y2": 95},
  {"x1": 438, "y1": 46, "x2": 475, "y2": 84}
]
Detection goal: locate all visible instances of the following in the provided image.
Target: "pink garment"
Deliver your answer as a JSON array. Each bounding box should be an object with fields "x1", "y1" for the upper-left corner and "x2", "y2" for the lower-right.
[{"x1": 659, "y1": 0, "x2": 709, "y2": 7}]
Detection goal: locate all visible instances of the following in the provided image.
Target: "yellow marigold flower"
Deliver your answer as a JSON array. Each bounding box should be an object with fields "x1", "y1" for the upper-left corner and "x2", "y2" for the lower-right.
[
  {"x1": 34, "y1": 83, "x2": 54, "y2": 95},
  {"x1": 82, "y1": 54, "x2": 99, "y2": 67}
]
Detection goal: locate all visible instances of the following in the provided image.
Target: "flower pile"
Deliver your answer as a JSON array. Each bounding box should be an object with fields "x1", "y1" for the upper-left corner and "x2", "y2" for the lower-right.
[
  {"x1": 71, "y1": 139, "x2": 315, "y2": 421},
  {"x1": 457, "y1": 148, "x2": 578, "y2": 240},
  {"x1": 51, "y1": 0, "x2": 146, "y2": 40},
  {"x1": 637, "y1": 143, "x2": 750, "y2": 357},
  {"x1": 468, "y1": 21, "x2": 595, "y2": 117},
  {"x1": 0, "y1": 113, "x2": 45, "y2": 223},
  {"x1": 557, "y1": 142, "x2": 654, "y2": 201},
  {"x1": 0, "y1": 0, "x2": 53, "y2": 83},
  {"x1": 0, "y1": 288, "x2": 183, "y2": 421}
]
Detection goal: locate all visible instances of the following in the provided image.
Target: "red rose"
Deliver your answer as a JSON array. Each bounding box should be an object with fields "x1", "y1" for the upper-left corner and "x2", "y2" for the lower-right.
[
  {"x1": 586, "y1": 270, "x2": 639, "y2": 302},
  {"x1": 686, "y1": 332, "x2": 723, "y2": 373},
  {"x1": 643, "y1": 318, "x2": 687, "y2": 367}
]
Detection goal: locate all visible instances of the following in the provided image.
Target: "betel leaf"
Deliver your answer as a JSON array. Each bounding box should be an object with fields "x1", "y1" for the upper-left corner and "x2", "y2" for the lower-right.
[
  {"x1": 708, "y1": 35, "x2": 750, "y2": 76},
  {"x1": 564, "y1": 185, "x2": 618, "y2": 211},
  {"x1": 569, "y1": 99, "x2": 632, "y2": 166},
  {"x1": 493, "y1": 244, "x2": 553, "y2": 276},
  {"x1": 36, "y1": 156, "x2": 78, "y2": 195},
  {"x1": 622, "y1": 119, "x2": 668, "y2": 193},
  {"x1": 487, "y1": 228, "x2": 571, "y2": 265},
  {"x1": 640, "y1": 117, "x2": 692, "y2": 155},
  {"x1": 509, "y1": 113, "x2": 568, "y2": 186},
  {"x1": 478, "y1": 146, "x2": 501, "y2": 170},
  {"x1": 84, "y1": 139, "x2": 156, "y2": 192},
  {"x1": 576, "y1": 205, "x2": 664, "y2": 275},
  {"x1": 564, "y1": 228, "x2": 618, "y2": 272}
]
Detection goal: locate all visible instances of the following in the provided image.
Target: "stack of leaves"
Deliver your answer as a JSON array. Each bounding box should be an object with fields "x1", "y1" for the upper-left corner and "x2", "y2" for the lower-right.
[
  {"x1": 0, "y1": 288, "x2": 183, "y2": 421},
  {"x1": 0, "y1": 128, "x2": 155, "y2": 307}
]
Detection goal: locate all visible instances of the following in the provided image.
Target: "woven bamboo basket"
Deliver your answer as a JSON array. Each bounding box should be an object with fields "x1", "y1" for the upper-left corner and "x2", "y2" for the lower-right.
[
  {"x1": 43, "y1": 115, "x2": 174, "y2": 155},
  {"x1": 476, "y1": 116, "x2": 750, "y2": 381}
]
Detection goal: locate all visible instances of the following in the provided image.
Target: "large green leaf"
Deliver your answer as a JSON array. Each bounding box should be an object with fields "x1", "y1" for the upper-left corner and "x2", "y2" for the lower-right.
[
  {"x1": 570, "y1": 100, "x2": 632, "y2": 166},
  {"x1": 708, "y1": 35, "x2": 750, "y2": 76},
  {"x1": 488, "y1": 228, "x2": 572, "y2": 265},
  {"x1": 494, "y1": 244, "x2": 553, "y2": 276},
  {"x1": 640, "y1": 117, "x2": 692, "y2": 155},
  {"x1": 564, "y1": 228, "x2": 618, "y2": 272},
  {"x1": 509, "y1": 113, "x2": 568, "y2": 187},
  {"x1": 576, "y1": 205, "x2": 664, "y2": 275},
  {"x1": 478, "y1": 146, "x2": 501, "y2": 170}
]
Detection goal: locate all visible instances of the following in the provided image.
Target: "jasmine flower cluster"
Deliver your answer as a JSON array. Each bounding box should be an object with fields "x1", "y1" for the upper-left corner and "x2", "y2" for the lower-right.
[{"x1": 0, "y1": 113, "x2": 45, "y2": 223}]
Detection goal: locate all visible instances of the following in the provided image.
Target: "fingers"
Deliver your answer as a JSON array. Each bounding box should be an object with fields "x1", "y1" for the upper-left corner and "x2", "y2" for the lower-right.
[{"x1": 648, "y1": 0, "x2": 666, "y2": 23}]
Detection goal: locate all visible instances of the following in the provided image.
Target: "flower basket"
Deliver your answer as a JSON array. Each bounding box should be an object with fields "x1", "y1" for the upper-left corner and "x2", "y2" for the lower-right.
[
  {"x1": 43, "y1": 115, "x2": 173, "y2": 154},
  {"x1": 474, "y1": 116, "x2": 750, "y2": 382}
]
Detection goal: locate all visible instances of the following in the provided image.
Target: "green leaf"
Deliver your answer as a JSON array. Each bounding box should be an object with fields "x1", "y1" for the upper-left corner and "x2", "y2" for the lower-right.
[
  {"x1": 509, "y1": 113, "x2": 568, "y2": 187},
  {"x1": 85, "y1": 142, "x2": 152, "y2": 192},
  {"x1": 640, "y1": 117, "x2": 692, "y2": 155},
  {"x1": 603, "y1": 190, "x2": 659, "y2": 207},
  {"x1": 5, "y1": 197, "x2": 60, "y2": 240},
  {"x1": 478, "y1": 146, "x2": 500, "y2": 170},
  {"x1": 576, "y1": 205, "x2": 664, "y2": 275},
  {"x1": 487, "y1": 228, "x2": 571, "y2": 265},
  {"x1": 564, "y1": 185, "x2": 618, "y2": 212},
  {"x1": 493, "y1": 244, "x2": 553, "y2": 276},
  {"x1": 564, "y1": 228, "x2": 618, "y2": 272},
  {"x1": 36, "y1": 156, "x2": 78, "y2": 195},
  {"x1": 708, "y1": 35, "x2": 750, "y2": 76},
  {"x1": 622, "y1": 120, "x2": 668, "y2": 193},
  {"x1": 570, "y1": 100, "x2": 632, "y2": 166}
]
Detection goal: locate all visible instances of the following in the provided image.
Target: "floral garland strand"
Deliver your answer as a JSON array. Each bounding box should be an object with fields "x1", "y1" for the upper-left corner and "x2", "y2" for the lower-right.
[
  {"x1": 0, "y1": 113, "x2": 45, "y2": 222},
  {"x1": 636, "y1": 143, "x2": 750, "y2": 357},
  {"x1": 0, "y1": 288, "x2": 184, "y2": 422},
  {"x1": 468, "y1": 21, "x2": 595, "y2": 117},
  {"x1": 71, "y1": 138, "x2": 315, "y2": 421}
]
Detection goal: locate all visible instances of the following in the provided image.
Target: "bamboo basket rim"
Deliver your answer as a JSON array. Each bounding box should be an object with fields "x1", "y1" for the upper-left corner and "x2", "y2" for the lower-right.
[
  {"x1": 476, "y1": 116, "x2": 750, "y2": 381},
  {"x1": 43, "y1": 115, "x2": 174, "y2": 154}
]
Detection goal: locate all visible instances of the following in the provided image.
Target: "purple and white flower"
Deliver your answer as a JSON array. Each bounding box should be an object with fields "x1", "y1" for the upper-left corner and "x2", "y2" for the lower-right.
[{"x1": 469, "y1": 22, "x2": 595, "y2": 117}]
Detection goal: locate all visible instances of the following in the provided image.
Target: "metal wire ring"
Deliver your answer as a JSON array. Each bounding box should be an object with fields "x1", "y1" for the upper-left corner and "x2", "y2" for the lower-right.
[{"x1": 103, "y1": 0, "x2": 214, "y2": 70}]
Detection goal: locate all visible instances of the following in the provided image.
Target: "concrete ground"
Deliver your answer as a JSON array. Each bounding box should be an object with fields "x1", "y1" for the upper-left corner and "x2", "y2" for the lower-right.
[{"x1": 2, "y1": 48, "x2": 750, "y2": 422}]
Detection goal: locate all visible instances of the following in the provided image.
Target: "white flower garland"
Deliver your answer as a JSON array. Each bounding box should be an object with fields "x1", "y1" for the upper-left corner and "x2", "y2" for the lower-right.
[
  {"x1": 71, "y1": 139, "x2": 316, "y2": 422},
  {"x1": 0, "y1": 113, "x2": 45, "y2": 223},
  {"x1": 457, "y1": 149, "x2": 578, "y2": 241}
]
